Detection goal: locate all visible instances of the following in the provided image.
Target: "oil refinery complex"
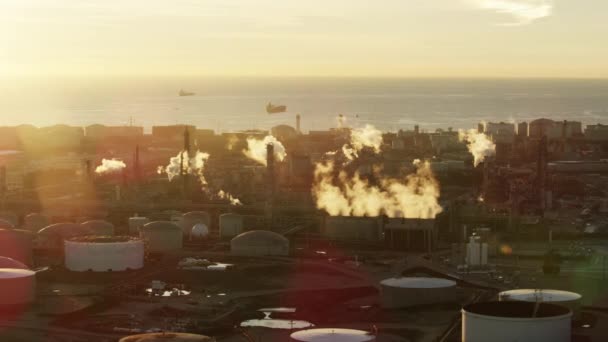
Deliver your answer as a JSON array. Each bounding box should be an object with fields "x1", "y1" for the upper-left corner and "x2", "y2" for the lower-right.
[{"x1": 0, "y1": 117, "x2": 607, "y2": 341}]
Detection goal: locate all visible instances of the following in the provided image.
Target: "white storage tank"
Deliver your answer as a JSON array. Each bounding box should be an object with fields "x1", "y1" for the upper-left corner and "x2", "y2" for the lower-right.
[
  {"x1": 179, "y1": 211, "x2": 211, "y2": 236},
  {"x1": 462, "y1": 301, "x2": 572, "y2": 342},
  {"x1": 65, "y1": 236, "x2": 144, "y2": 272},
  {"x1": 141, "y1": 221, "x2": 183, "y2": 253},
  {"x1": 24, "y1": 213, "x2": 49, "y2": 233},
  {"x1": 219, "y1": 213, "x2": 244, "y2": 239},
  {"x1": 119, "y1": 332, "x2": 213, "y2": 342},
  {"x1": 323, "y1": 216, "x2": 381, "y2": 241},
  {"x1": 190, "y1": 223, "x2": 209, "y2": 240},
  {"x1": 0, "y1": 268, "x2": 36, "y2": 306},
  {"x1": 81, "y1": 220, "x2": 115, "y2": 236},
  {"x1": 128, "y1": 216, "x2": 150, "y2": 234},
  {"x1": 499, "y1": 289, "x2": 582, "y2": 313},
  {"x1": 291, "y1": 328, "x2": 375, "y2": 342},
  {"x1": 0, "y1": 229, "x2": 34, "y2": 266},
  {"x1": 380, "y1": 277, "x2": 457, "y2": 309},
  {"x1": 231, "y1": 230, "x2": 289, "y2": 256}
]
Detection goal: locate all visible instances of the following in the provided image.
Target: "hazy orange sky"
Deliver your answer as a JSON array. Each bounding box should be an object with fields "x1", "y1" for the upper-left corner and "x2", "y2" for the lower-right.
[{"x1": 1, "y1": 1, "x2": 606, "y2": 78}]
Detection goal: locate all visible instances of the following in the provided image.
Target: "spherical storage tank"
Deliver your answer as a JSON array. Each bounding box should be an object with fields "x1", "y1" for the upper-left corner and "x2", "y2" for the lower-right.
[
  {"x1": 219, "y1": 213, "x2": 243, "y2": 238},
  {"x1": 65, "y1": 236, "x2": 144, "y2": 272},
  {"x1": 291, "y1": 328, "x2": 375, "y2": 342},
  {"x1": 24, "y1": 213, "x2": 49, "y2": 233},
  {"x1": 190, "y1": 223, "x2": 209, "y2": 240},
  {"x1": 178, "y1": 211, "x2": 211, "y2": 235},
  {"x1": 0, "y1": 268, "x2": 36, "y2": 306},
  {"x1": 499, "y1": 289, "x2": 582, "y2": 313},
  {"x1": 323, "y1": 216, "x2": 381, "y2": 241},
  {"x1": 80, "y1": 220, "x2": 115, "y2": 236},
  {"x1": 462, "y1": 301, "x2": 572, "y2": 342},
  {"x1": 380, "y1": 277, "x2": 457, "y2": 309},
  {"x1": 0, "y1": 229, "x2": 34, "y2": 265},
  {"x1": 129, "y1": 216, "x2": 150, "y2": 234},
  {"x1": 141, "y1": 221, "x2": 183, "y2": 253},
  {"x1": 119, "y1": 332, "x2": 213, "y2": 342},
  {"x1": 231, "y1": 230, "x2": 289, "y2": 256}
]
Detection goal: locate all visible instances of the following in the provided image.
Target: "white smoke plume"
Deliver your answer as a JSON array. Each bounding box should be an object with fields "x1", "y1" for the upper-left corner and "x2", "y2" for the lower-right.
[
  {"x1": 243, "y1": 135, "x2": 287, "y2": 166},
  {"x1": 339, "y1": 124, "x2": 384, "y2": 161},
  {"x1": 158, "y1": 150, "x2": 210, "y2": 185},
  {"x1": 313, "y1": 159, "x2": 443, "y2": 219},
  {"x1": 226, "y1": 135, "x2": 239, "y2": 151},
  {"x1": 217, "y1": 190, "x2": 243, "y2": 206},
  {"x1": 95, "y1": 159, "x2": 126, "y2": 175},
  {"x1": 459, "y1": 129, "x2": 496, "y2": 167}
]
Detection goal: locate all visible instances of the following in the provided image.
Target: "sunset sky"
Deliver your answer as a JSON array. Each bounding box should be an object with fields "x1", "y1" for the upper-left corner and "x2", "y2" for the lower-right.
[{"x1": 1, "y1": 0, "x2": 606, "y2": 78}]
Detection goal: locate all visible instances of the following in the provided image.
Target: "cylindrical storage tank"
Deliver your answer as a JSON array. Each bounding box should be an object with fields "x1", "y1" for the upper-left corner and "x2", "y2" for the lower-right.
[
  {"x1": 0, "y1": 212, "x2": 18, "y2": 227},
  {"x1": 380, "y1": 277, "x2": 457, "y2": 308},
  {"x1": 179, "y1": 211, "x2": 211, "y2": 235},
  {"x1": 80, "y1": 220, "x2": 114, "y2": 236},
  {"x1": 231, "y1": 230, "x2": 289, "y2": 256},
  {"x1": 37, "y1": 223, "x2": 85, "y2": 250},
  {"x1": 0, "y1": 256, "x2": 28, "y2": 269},
  {"x1": 190, "y1": 223, "x2": 209, "y2": 240},
  {"x1": 141, "y1": 221, "x2": 183, "y2": 253},
  {"x1": 499, "y1": 289, "x2": 582, "y2": 314},
  {"x1": 324, "y1": 216, "x2": 381, "y2": 241},
  {"x1": 65, "y1": 236, "x2": 144, "y2": 272},
  {"x1": 462, "y1": 301, "x2": 572, "y2": 342},
  {"x1": 219, "y1": 213, "x2": 243, "y2": 239},
  {"x1": 0, "y1": 269, "x2": 36, "y2": 306},
  {"x1": 129, "y1": 217, "x2": 150, "y2": 234},
  {"x1": 119, "y1": 332, "x2": 213, "y2": 342},
  {"x1": 291, "y1": 328, "x2": 375, "y2": 342},
  {"x1": 24, "y1": 213, "x2": 49, "y2": 233},
  {"x1": 0, "y1": 219, "x2": 14, "y2": 229},
  {"x1": 0, "y1": 229, "x2": 34, "y2": 266}
]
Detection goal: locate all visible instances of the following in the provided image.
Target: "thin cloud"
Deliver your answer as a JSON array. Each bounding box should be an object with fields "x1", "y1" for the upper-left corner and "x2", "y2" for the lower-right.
[{"x1": 472, "y1": 0, "x2": 553, "y2": 26}]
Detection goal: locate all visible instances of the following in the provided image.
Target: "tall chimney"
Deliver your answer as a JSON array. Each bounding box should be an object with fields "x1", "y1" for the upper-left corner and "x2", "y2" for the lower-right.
[
  {"x1": 537, "y1": 135, "x2": 548, "y2": 215},
  {"x1": 182, "y1": 127, "x2": 191, "y2": 199},
  {"x1": 0, "y1": 166, "x2": 6, "y2": 195},
  {"x1": 266, "y1": 143, "x2": 275, "y2": 199},
  {"x1": 296, "y1": 114, "x2": 301, "y2": 134},
  {"x1": 478, "y1": 122, "x2": 485, "y2": 134}
]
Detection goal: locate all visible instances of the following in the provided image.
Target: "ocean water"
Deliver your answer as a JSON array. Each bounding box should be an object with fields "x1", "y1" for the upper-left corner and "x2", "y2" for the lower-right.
[{"x1": 1, "y1": 77, "x2": 607, "y2": 132}]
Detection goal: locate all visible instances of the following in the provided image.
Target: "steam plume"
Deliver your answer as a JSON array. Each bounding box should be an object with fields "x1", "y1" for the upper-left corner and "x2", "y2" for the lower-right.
[
  {"x1": 217, "y1": 190, "x2": 243, "y2": 206},
  {"x1": 313, "y1": 159, "x2": 442, "y2": 219},
  {"x1": 158, "y1": 150, "x2": 210, "y2": 184},
  {"x1": 243, "y1": 135, "x2": 287, "y2": 166},
  {"x1": 340, "y1": 124, "x2": 384, "y2": 161},
  {"x1": 95, "y1": 159, "x2": 126, "y2": 175},
  {"x1": 459, "y1": 129, "x2": 496, "y2": 167}
]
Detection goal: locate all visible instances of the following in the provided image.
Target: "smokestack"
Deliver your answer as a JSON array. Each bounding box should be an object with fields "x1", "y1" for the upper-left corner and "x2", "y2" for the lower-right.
[
  {"x1": 184, "y1": 127, "x2": 191, "y2": 154},
  {"x1": 134, "y1": 144, "x2": 140, "y2": 182},
  {"x1": 537, "y1": 135, "x2": 548, "y2": 215},
  {"x1": 85, "y1": 160, "x2": 92, "y2": 179},
  {"x1": 0, "y1": 166, "x2": 6, "y2": 195},
  {"x1": 296, "y1": 114, "x2": 301, "y2": 134},
  {"x1": 266, "y1": 143, "x2": 275, "y2": 199},
  {"x1": 478, "y1": 122, "x2": 485, "y2": 134}
]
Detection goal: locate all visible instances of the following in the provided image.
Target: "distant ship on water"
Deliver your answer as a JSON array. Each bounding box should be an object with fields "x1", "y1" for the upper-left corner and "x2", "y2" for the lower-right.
[
  {"x1": 266, "y1": 102, "x2": 287, "y2": 114},
  {"x1": 179, "y1": 89, "x2": 195, "y2": 97}
]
